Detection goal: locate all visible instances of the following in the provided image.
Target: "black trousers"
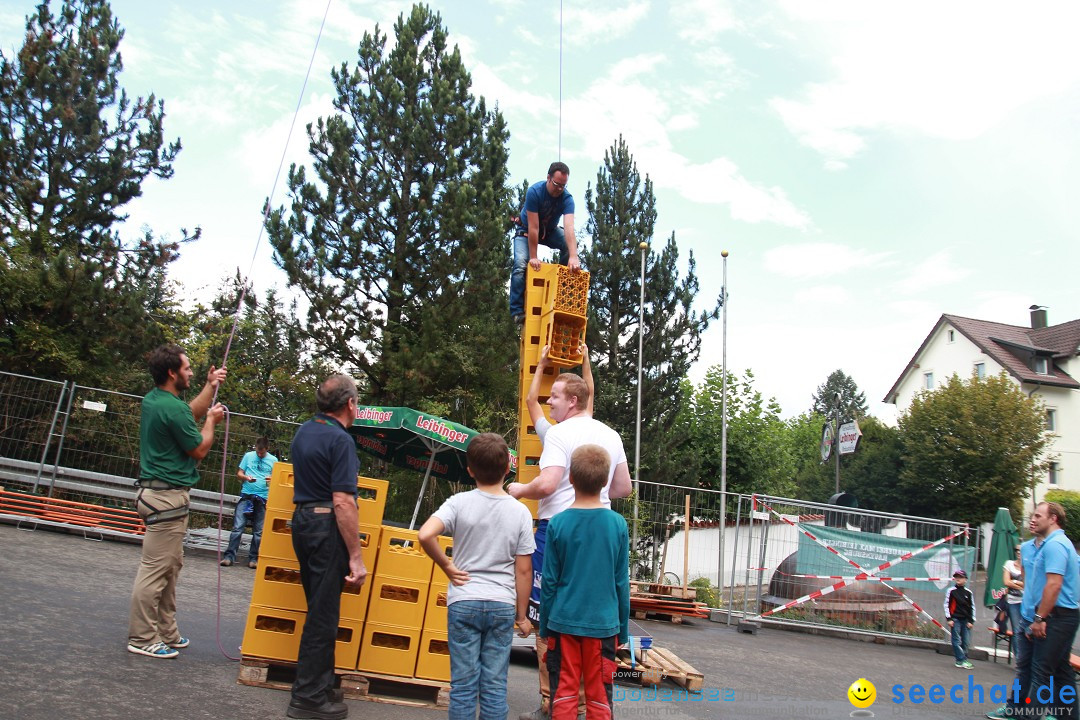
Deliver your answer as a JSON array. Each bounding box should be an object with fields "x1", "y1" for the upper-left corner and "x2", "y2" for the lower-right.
[{"x1": 290, "y1": 506, "x2": 348, "y2": 704}]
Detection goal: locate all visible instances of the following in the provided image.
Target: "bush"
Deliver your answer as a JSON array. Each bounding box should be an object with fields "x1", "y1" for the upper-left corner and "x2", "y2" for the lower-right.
[
  {"x1": 689, "y1": 577, "x2": 720, "y2": 608},
  {"x1": 1044, "y1": 490, "x2": 1080, "y2": 545}
]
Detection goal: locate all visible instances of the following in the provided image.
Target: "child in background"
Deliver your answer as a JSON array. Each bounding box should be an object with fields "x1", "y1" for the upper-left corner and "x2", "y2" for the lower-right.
[
  {"x1": 944, "y1": 568, "x2": 975, "y2": 669},
  {"x1": 540, "y1": 444, "x2": 630, "y2": 720},
  {"x1": 419, "y1": 433, "x2": 535, "y2": 720}
]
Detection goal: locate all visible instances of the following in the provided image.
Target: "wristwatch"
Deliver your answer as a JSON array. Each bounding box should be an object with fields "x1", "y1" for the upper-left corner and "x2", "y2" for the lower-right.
[{"x1": 1034, "y1": 614, "x2": 1046, "y2": 623}]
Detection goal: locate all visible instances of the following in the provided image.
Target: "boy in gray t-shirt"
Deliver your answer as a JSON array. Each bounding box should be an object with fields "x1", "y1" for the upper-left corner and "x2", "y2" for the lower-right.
[{"x1": 419, "y1": 433, "x2": 535, "y2": 720}]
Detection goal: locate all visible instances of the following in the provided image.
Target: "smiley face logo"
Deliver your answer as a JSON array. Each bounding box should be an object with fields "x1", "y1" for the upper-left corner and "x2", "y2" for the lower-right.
[{"x1": 847, "y1": 678, "x2": 876, "y2": 709}]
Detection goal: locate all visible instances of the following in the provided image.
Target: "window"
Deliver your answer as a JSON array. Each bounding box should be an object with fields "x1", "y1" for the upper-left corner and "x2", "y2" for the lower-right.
[
  {"x1": 947, "y1": 329, "x2": 955, "y2": 343},
  {"x1": 1047, "y1": 409, "x2": 1057, "y2": 432},
  {"x1": 1049, "y1": 461, "x2": 1059, "y2": 485},
  {"x1": 975, "y1": 362, "x2": 986, "y2": 380},
  {"x1": 1034, "y1": 357, "x2": 1050, "y2": 375},
  {"x1": 924, "y1": 372, "x2": 934, "y2": 390}
]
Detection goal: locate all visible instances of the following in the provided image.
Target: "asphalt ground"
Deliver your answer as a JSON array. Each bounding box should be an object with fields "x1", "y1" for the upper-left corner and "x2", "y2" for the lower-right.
[{"x1": 0, "y1": 522, "x2": 1030, "y2": 720}]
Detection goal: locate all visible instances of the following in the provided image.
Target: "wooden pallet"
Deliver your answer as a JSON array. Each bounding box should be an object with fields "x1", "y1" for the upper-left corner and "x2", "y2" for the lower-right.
[
  {"x1": 630, "y1": 581, "x2": 698, "y2": 600},
  {"x1": 238, "y1": 658, "x2": 449, "y2": 709},
  {"x1": 647, "y1": 647, "x2": 703, "y2": 693},
  {"x1": 632, "y1": 610, "x2": 687, "y2": 624},
  {"x1": 613, "y1": 646, "x2": 703, "y2": 693}
]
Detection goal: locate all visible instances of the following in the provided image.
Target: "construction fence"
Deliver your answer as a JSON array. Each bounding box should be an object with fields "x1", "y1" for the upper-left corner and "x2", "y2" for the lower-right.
[{"x1": 1, "y1": 370, "x2": 980, "y2": 640}]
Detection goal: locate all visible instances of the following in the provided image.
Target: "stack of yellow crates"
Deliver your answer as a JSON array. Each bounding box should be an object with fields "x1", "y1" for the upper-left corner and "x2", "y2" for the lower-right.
[
  {"x1": 516, "y1": 264, "x2": 591, "y2": 518},
  {"x1": 356, "y1": 527, "x2": 433, "y2": 677},
  {"x1": 241, "y1": 464, "x2": 386, "y2": 671},
  {"x1": 415, "y1": 535, "x2": 453, "y2": 681}
]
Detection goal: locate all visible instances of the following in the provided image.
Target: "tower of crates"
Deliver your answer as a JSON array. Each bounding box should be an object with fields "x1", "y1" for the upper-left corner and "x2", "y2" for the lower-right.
[
  {"x1": 241, "y1": 468, "x2": 453, "y2": 682},
  {"x1": 515, "y1": 263, "x2": 591, "y2": 517}
]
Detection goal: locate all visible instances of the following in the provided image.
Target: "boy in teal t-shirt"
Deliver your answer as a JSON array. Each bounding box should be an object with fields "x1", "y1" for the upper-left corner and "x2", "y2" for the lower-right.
[{"x1": 540, "y1": 445, "x2": 629, "y2": 720}]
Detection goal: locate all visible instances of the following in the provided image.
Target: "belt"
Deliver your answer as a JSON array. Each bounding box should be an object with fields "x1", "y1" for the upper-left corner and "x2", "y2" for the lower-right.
[
  {"x1": 135, "y1": 479, "x2": 179, "y2": 490},
  {"x1": 296, "y1": 501, "x2": 333, "y2": 509}
]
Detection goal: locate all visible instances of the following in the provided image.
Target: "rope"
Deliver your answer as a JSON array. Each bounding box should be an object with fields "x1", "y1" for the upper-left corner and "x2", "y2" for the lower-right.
[
  {"x1": 211, "y1": 0, "x2": 336, "y2": 662},
  {"x1": 558, "y1": 0, "x2": 563, "y2": 160}
]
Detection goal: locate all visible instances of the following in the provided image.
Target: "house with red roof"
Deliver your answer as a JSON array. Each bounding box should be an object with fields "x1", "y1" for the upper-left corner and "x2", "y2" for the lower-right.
[{"x1": 884, "y1": 306, "x2": 1080, "y2": 499}]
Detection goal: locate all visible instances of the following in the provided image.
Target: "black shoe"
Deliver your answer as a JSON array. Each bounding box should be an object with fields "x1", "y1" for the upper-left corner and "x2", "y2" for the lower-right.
[
  {"x1": 287, "y1": 698, "x2": 347, "y2": 720},
  {"x1": 326, "y1": 688, "x2": 345, "y2": 703},
  {"x1": 513, "y1": 313, "x2": 525, "y2": 325}
]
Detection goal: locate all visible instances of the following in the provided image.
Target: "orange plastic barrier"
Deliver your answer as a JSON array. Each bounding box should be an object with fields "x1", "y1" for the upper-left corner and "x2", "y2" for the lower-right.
[{"x1": 0, "y1": 487, "x2": 145, "y2": 535}]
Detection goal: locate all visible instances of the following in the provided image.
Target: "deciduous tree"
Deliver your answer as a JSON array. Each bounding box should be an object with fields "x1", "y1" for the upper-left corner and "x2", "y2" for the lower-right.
[{"x1": 898, "y1": 373, "x2": 1049, "y2": 524}]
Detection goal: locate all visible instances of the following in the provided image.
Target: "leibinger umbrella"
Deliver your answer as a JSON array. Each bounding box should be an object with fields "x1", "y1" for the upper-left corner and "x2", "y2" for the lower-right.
[
  {"x1": 984, "y1": 507, "x2": 1021, "y2": 608},
  {"x1": 347, "y1": 406, "x2": 517, "y2": 529}
]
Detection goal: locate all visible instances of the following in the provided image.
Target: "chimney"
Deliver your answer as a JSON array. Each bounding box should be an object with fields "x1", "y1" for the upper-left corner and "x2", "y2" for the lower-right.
[{"x1": 1030, "y1": 305, "x2": 1048, "y2": 329}]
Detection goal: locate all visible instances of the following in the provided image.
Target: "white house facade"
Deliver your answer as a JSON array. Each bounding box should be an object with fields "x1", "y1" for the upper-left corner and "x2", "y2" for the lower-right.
[{"x1": 884, "y1": 307, "x2": 1080, "y2": 502}]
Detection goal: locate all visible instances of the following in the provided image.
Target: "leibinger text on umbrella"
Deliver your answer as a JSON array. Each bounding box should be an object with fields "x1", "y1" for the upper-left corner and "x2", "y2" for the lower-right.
[
  {"x1": 406, "y1": 455, "x2": 449, "y2": 474},
  {"x1": 355, "y1": 435, "x2": 388, "y2": 455},
  {"x1": 356, "y1": 408, "x2": 394, "y2": 423},
  {"x1": 415, "y1": 416, "x2": 469, "y2": 444}
]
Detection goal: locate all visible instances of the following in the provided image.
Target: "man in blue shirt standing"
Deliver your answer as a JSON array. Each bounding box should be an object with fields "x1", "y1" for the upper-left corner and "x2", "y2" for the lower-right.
[
  {"x1": 1026, "y1": 501, "x2": 1079, "y2": 719},
  {"x1": 509, "y1": 161, "x2": 580, "y2": 324},
  {"x1": 221, "y1": 436, "x2": 277, "y2": 568}
]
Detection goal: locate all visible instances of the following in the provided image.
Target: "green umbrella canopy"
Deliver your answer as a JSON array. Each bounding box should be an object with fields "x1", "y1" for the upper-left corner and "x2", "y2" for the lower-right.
[
  {"x1": 984, "y1": 507, "x2": 1021, "y2": 608},
  {"x1": 348, "y1": 406, "x2": 517, "y2": 483},
  {"x1": 347, "y1": 406, "x2": 517, "y2": 528}
]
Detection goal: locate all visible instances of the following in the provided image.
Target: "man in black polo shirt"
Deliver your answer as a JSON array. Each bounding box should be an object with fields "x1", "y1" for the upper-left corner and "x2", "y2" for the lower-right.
[{"x1": 287, "y1": 374, "x2": 366, "y2": 720}]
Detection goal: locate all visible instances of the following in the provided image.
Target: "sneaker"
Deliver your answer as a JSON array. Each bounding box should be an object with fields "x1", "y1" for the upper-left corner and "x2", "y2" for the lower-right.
[
  {"x1": 166, "y1": 637, "x2": 190, "y2": 649},
  {"x1": 127, "y1": 641, "x2": 179, "y2": 659},
  {"x1": 248, "y1": 561, "x2": 258, "y2": 569},
  {"x1": 956, "y1": 660, "x2": 974, "y2": 669},
  {"x1": 286, "y1": 697, "x2": 348, "y2": 720},
  {"x1": 985, "y1": 707, "x2": 1009, "y2": 719},
  {"x1": 518, "y1": 707, "x2": 550, "y2": 720},
  {"x1": 220, "y1": 558, "x2": 233, "y2": 567},
  {"x1": 513, "y1": 314, "x2": 526, "y2": 325}
]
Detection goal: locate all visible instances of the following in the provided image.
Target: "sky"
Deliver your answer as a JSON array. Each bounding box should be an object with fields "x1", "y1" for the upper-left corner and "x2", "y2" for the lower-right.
[{"x1": 3, "y1": 0, "x2": 1079, "y2": 421}]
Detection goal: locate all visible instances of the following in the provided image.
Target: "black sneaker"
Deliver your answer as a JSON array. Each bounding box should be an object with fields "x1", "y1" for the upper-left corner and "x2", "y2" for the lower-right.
[{"x1": 286, "y1": 698, "x2": 347, "y2": 720}]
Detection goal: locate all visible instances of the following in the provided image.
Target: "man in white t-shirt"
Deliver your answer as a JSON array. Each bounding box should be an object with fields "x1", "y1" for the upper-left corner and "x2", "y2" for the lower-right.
[{"x1": 508, "y1": 360, "x2": 631, "y2": 720}]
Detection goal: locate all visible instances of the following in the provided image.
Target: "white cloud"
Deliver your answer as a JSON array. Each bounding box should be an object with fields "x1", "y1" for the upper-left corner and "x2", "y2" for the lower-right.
[
  {"x1": 793, "y1": 285, "x2": 850, "y2": 306},
  {"x1": 561, "y1": 0, "x2": 650, "y2": 44},
  {"x1": 670, "y1": 0, "x2": 738, "y2": 44},
  {"x1": 556, "y1": 62, "x2": 812, "y2": 229},
  {"x1": 894, "y1": 250, "x2": 972, "y2": 295},
  {"x1": 764, "y1": 243, "x2": 892, "y2": 278},
  {"x1": 769, "y1": 1, "x2": 1080, "y2": 166}
]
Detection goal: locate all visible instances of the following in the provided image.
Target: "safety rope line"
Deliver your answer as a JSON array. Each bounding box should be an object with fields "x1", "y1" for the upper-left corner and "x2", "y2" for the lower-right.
[{"x1": 211, "y1": 0, "x2": 335, "y2": 663}]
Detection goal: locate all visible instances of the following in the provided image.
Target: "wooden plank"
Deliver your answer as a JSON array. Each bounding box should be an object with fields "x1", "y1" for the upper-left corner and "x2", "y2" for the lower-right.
[{"x1": 237, "y1": 658, "x2": 449, "y2": 708}]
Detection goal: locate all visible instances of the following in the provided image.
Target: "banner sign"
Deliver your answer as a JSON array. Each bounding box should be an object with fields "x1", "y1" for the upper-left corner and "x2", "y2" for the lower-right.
[{"x1": 796, "y1": 523, "x2": 974, "y2": 592}]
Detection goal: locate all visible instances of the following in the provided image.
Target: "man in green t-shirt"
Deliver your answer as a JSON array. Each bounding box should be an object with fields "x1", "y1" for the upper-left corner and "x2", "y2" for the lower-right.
[{"x1": 127, "y1": 344, "x2": 226, "y2": 659}]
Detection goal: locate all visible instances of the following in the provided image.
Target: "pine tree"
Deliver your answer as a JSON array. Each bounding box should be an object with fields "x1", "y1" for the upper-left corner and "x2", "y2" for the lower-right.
[
  {"x1": 582, "y1": 136, "x2": 720, "y2": 486},
  {"x1": 267, "y1": 4, "x2": 516, "y2": 429},
  {"x1": 810, "y1": 369, "x2": 869, "y2": 419},
  {"x1": 0, "y1": 0, "x2": 190, "y2": 386}
]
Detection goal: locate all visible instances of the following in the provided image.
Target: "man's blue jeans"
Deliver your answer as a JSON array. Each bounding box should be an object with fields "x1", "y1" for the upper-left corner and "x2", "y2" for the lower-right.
[
  {"x1": 1029, "y1": 609, "x2": 1080, "y2": 718},
  {"x1": 447, "y1": 600, "x2": 516, "y2": 720},
  {"x1": 510, "y1": 227, "x2": 568, "y2": 317},
  {"x1": 951, "y1": 621, "x2": 971, "y2": 662},
  {"x1": 1007, "y1": 616, "x2": 1034, "y2": 715},
  {"x1": 223, "y1": 495, "x2": 265, "y2": 563}
]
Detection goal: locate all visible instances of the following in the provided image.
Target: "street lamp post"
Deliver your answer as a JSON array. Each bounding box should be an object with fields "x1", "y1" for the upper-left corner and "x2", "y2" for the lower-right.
[
  {"x1": 632, "y1": 240, "x2": 647, "y2": 577},
  {"x1": 718, "y1": 250, "x2": 729, "y2": 598}
]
